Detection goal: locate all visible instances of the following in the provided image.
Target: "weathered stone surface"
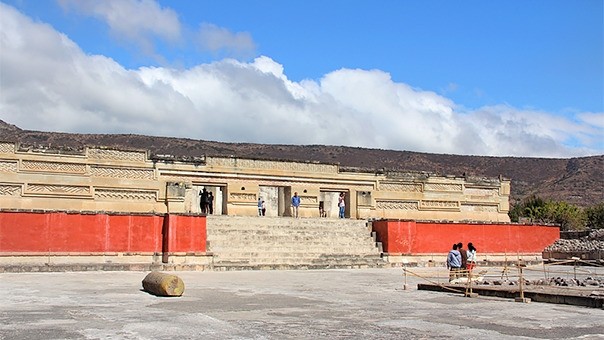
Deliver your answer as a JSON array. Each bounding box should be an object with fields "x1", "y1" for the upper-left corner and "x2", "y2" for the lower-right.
[
  {"x1": 142, "y1": 272, "x2": 185, "y2": 297},
  {"x1": 481, "y1": 276, "x2": 604, "y2": 288},
  {"x1": 544, "y1": 230, "x2": 604, "y2": 253},
  {"x1": 0, "y1": 142, "x2": 511, "y2": 221}
]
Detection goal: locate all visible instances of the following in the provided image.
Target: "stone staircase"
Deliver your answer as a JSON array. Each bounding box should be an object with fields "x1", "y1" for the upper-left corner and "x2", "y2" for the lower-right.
[{"x1": 206, "y1": 216, "x2": 386, "y2": 270}]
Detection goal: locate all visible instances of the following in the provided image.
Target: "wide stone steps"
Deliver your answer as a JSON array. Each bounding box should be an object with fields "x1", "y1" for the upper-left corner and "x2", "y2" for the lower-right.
[
  {"x1": 207, "y1": 245, "x2": 378, "y2": 252},
  {"x1": 205, "y1": 215, "x2": 384, "y2": 270},
  {"x1": 207, "y1": 236, "x2": 373, "y2": 244},
  {"x1": 212, "y1": 246, "x2": 379, "y2": 258},
  {"x1": 211, "y1": 255, "x2": 384, "y2": 271},
  {"x1": 208, "y1": 215, "x2": 367, "y2": 226}
]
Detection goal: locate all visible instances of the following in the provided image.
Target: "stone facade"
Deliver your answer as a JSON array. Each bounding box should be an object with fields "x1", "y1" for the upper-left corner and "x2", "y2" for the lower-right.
[{"x1": 0, "y1": 142, "x2": 511, "y2": 222}]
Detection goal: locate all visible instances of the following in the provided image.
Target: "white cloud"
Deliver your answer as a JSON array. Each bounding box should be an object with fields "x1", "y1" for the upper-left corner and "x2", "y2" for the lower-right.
[
  {"x1": 1, "y1": 3, "x2": 602, "y2": 158},
  {"x1": 578, "y1": 112, "x2": 604, "y2": 129},
  {"x1": 58, "y1": 0, "x2": 181, "y2": 54},
  {"x1": 197, "y1": 23, "x2": 256, "y2": 56}
]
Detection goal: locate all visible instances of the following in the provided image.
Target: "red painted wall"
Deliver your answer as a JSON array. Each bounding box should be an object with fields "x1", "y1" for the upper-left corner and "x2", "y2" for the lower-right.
[
  {"x1": 372, "y1": 220, "x2": 559, "y2": 254},
  {"x1": 0, "y1": 211, "x2": 206, "y2": 254},
  {"x1": 164, "y1": 214, "x2": 207, "y2": 253}
]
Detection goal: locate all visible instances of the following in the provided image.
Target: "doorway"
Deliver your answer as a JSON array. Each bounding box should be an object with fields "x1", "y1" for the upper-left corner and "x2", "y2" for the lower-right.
[
  {"x1": 192, "y1": 185, "x2": 225, "y2": 215},
  {"x1": 320, "y1": 190, "x2": 349, "y2": 218}
]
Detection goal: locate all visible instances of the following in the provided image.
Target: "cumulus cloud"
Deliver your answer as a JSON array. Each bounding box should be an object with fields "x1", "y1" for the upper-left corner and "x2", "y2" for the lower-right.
[
  {"x1": 59, "y1": 0, "x2": 181, "y2": 54},
  {"x1": 0, "y1": 3, "x2": 602, "y2": 158},
  {"x1": 197, "y1": 23, "x2": 256, "y2": 56},
  {"x1": 58, "y1": 0, "x2": 257, "y2": 59}
]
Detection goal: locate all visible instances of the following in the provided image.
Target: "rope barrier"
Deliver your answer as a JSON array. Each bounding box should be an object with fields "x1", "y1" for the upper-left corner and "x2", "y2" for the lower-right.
[{"x1": 401, "y1": 260, "x2": 604, "y2": 300}]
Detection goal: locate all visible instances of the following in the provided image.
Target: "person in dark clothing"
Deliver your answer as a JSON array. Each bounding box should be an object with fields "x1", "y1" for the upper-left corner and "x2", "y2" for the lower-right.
[
  {"x1": 208, "y1": 192, "x2": 214, "y2": 214},
  {"x1": 199, "y1": 188, "x2": 209, "y2": 214},
  {"x1": 457, "y1": 242, "x2": 468, "y2": 276},
  {"x1": 319, "y1": 201, "x2": 326, "y2": 217}
]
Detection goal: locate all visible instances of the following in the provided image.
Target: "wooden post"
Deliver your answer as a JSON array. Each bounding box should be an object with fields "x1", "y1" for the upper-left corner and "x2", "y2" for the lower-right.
[{"x1": 515, "y1": 261, "x2": 530, "y2": 303}]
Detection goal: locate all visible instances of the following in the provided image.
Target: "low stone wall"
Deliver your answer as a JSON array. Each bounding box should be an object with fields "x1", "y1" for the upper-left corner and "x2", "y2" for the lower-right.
[{"x1": 542, "y1": 229, "x2": 604, "y2": 261}]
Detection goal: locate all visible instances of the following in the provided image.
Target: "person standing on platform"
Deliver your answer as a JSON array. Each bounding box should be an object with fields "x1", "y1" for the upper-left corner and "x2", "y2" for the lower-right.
[
  {"x1": 319, "y1": 201, "x2": 326, "y2": 217},
  {"x1": 466, "y1": 243, "x2": 477, "y2": 271},
  {"x1": 447, "y1": 244, "x2": 462, "y2": 282},
  {"x1": 199, "y1": 188, "x2": 209, "y2": 214},
  {"x1": 208, "y1": 192, "x2": 214, "y2": 214},
  {"x1": 291, "y1": 192, "x2": 301, "y2": 218},
  {"x1": 261, "y1": 200, "x2": 266, "y2": 216},
  {"x1": 457, "y1": 242, "x2": 468, "y2": 276},
  {"x1": 258, "y1": 197, "x2": 263, "y2": 216},
  {"x1": 338, "y1": 192, "x2": 346, "y2": 218}
]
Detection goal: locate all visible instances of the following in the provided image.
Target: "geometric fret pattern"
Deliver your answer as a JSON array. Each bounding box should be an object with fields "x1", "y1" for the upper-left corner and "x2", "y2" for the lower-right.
[
  {"x1": 207, "y1": 157, "x2": 338, "y2": 174},
  {"x1": 424, "y1": 183, "x2": 463, "y2": 192},
  {"x1": 300, "y1": 195, "x2": 318, "y2": 204},
  {"x1": 21, "y1": 160, "x2": 87, "y2": 174},
  {"x1": 26, "y1": 184, "x2": 91, "y2": 195},
  {"x1": 88, "y1": 148, "x2": 147, "y2": 162},
  {"x1": 377, "y1": 182, "x2": 423, "y2": 192},
  {"x1": 94, "y1": 189, "x2": 157, "y2": 201},
  {"x1": 0, "y1": 185, "x2": 21, "y2": 196},
  {"x1": 0, "y1": 143, "x2": 15, "y2": 154},
  {"x1": 0, "y1": 161, "x2": 18, "y2": 173},
  {"x1": 90, "y1": 166, "x2": 154, "y2": 179},
  {"x1": 229, "y1": 193, "x2": 257, "y2": 201},
  {"x1": 375, "y1": 200, "x2": 419, "y2": 210},
  {"x1": 420, "y1": 200, "x2": 459, "y2": 209},
  {"x1": 465, "y1": 187, "x2": 498, "y2": 197}
]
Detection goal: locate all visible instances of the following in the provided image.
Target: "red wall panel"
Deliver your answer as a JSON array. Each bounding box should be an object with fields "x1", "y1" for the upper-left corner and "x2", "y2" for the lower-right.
[
  {"x1": 0, "y1": 211, "x2": 206, "y2": 254},
  {"x1": 166, "y1": 214, "x2": 207, "y2": 253},
  {"x1": 373, "y1": 220, "x2": 559, "y2": 254}
]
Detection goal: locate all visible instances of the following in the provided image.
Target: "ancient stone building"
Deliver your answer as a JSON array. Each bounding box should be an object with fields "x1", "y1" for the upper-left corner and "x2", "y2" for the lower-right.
[{"x1": 0, "y1": 142, "x2": 510, "y2": 222}]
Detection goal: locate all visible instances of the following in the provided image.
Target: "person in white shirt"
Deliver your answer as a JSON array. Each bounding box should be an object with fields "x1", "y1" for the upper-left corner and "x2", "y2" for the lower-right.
[{"x1": 466, "y1": 242, "x2": 477, "y2": 271}]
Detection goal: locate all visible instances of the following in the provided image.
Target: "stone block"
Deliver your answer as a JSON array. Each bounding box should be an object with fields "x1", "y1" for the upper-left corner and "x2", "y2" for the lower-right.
[{"x1": 142, "y1": 271, "x2": 185, "y2": 297}]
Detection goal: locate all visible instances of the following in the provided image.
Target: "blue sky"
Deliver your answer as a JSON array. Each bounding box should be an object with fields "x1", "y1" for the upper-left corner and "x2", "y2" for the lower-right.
[{"x1": 0, "y1": 0, "x2": 602, "y2": 157}]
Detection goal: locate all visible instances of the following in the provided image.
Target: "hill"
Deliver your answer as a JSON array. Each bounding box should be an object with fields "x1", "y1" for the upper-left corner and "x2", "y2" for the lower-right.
[{"x1": 0, "y1": 120, "x2": 602, "y2": 207}]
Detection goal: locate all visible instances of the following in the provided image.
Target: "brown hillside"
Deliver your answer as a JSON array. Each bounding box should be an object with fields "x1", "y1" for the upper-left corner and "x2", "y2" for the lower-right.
[{"x1": 0, "y1": 119, "x2": 602, "y2": 207}]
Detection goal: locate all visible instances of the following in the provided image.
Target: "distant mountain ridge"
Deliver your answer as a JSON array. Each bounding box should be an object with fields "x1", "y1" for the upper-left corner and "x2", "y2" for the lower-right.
[{"x1": 1, "y1": 119, "x2": 602, "y2": 207}]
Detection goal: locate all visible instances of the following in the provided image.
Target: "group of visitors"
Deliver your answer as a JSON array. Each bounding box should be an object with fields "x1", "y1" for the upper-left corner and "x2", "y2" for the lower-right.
[
  {"x1": 446, "y1": 242, "x2": 477, "y2": 282},
  {"x1": 199, "y1": 188, "x2": 214, "y2": 214},
  {"x1": 254, "y1": 191, "x2": 348, "y2": 218},
  {"x1": 292, "y1": 192, "x2": 346, "y2": 218}
]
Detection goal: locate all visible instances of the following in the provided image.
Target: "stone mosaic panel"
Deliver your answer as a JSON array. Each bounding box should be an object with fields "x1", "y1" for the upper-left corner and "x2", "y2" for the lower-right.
[
  {"x1": 464, "y1": 187, "x2": 498, "y2": 197},
  {"x1": 420, "y1": 200, "x2": 459, "y2": 209},
  {"x1": 0, "y1": 185, "x2": 21, "y2": 196},
  {"x1": 300, "y1": 196, "x2": 318, "y2": 204},
  {"x1": 0, "y1": 143, "x2": 14, "y2": 154},
  {"x1": 377, "y1": 182, "x2": 423, "y2": 192},
  {"x1": 461, "y1": 204, "x2": 499, "y2": 212},
  {"x1": 0, "y1": 161, "x2": 17, "y2": 173},
  {"x1": 88, "y1": 148, "x2": 147, "y2": 162},
  {"x1": 229, "y1": 192, "x2": 257, "y2": 201},
  {"x1": 94, "y1": 189, "x2": 157, "y2": 201},
  {"x1": 424, "y1": 183, "x2": 463, "y2": 192},
  {"x1": 26, "y1": 184, "x2": 90, "y2": 195},
  {"x1": 91, "y1": 166, "x2": 154, "y2": 179},
  {"x1": 21, "y1": 160, "x2": 87, "y2": 174},
  {"x1": 207, "y1": 157, "x2": 338, "y2": 174},
  {"x1": 375, "y1": 200, "x2": 419, "y2": 210}
]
